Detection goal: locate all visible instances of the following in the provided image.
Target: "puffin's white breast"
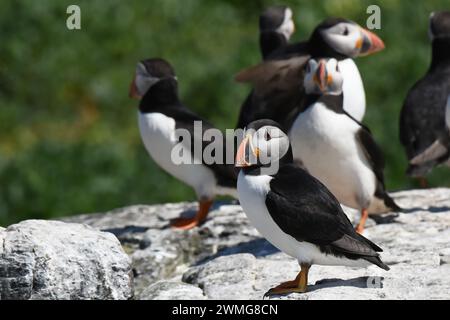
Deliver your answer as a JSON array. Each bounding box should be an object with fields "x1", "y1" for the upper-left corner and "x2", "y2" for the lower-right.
[
  {"x1": 237, "y1": 171, "x2": 369, "y2": 268},
  {"x1": 340, "y1": 58, "x2": 366, "y2": 122},
  {"x1": 138, "y1": 112, "x2": 218, "y2": 199},
  {"x1": 289, "y1": 102, "x2": 376, "y2": 209}
]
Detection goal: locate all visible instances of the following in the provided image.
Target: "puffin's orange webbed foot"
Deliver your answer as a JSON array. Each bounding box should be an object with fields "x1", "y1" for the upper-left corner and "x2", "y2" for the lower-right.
[
  {"x1": 170, "y1": 217, "x2": 201, "y2": 230},
  {"x1": 263, "y1": 264, "x2": 310, "y2": 298},
  {"x1": 170, "y1": 199, "x2": 213, "y2": 230}
]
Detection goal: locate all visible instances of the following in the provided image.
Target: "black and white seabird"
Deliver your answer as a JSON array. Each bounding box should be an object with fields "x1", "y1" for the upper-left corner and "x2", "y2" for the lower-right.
[
  {"x1": 259, "y1": 5, "x2": 295, "y2": 59},
  {"x1": 129, "y1": 58, "x2": 237, "y2": 230},
  {"x1": 236, "y1": 5, "x2": 295, "y2": 130},
  {"x1": 400, "y1": 11, "x2": 450, "y2": 181},
  {"x1": 235, "y1": 17, "x2": 385, "y2": 130},
  {"x1": 289, "y1": 58, "x2": 401, "y2": 233},
  {"x1": 235, "y1": 119, "x2": 389, "y2": 296}
]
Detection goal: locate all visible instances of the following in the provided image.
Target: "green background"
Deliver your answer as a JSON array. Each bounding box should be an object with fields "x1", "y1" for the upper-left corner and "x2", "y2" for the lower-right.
[{"x1": 1, "y1": 0, "x2": 449, "y2": 225}]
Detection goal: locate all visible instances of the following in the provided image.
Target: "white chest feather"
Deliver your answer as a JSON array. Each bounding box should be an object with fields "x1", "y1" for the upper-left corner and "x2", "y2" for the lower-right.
[
  {"x1": 237, "y1": 171, "x2": 369, "y2": 268},
  {"x1": 339, "y1": 59, "x2": 366, "y2": 121},
  {"x1": 289, "y1": 103, "x2": 376, "y2": 209},
  {"x1": 138, "y1": 112, "x2": 219, "y2": 199}
]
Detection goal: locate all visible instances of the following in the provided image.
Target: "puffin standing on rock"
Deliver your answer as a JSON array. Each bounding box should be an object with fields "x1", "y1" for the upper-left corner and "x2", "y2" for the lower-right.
[
  {"x1": 289, "y1": 58, "x2": 401, "y2": 233},
  {"x1": 129, "y1": 58, "x2": 237, "y2": 230},
  {"x1": 236, "y1": 5, "x2": 296, "y2": 129},
  {"x1": 236, "y1": 119, "x2": 389, "y2": 296},
  {"x1": 235, "y1": 17, "x2": 385, "y2": 130},
  {"x1": 400, "y1": 11, "x2": 450, "y2": 181}
]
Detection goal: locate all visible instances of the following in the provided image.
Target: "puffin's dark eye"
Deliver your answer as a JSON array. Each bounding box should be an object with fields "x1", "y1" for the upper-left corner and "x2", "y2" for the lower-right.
[
  {"x1": 336, "y1": 64, "x2": 339, "y2": 72},
  {"x1": 264, "y1": 130, "x2": 272, "y2": 141},
  {"x1": 342, "y1": 27, "x2": 349, "y2": 36}
]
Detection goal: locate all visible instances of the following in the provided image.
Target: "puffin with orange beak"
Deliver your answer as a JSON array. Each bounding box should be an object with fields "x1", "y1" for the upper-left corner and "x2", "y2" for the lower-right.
[
  {"x1": 289, "y1": 58, "x2": 401, "y2": 234},
  {"x1": 235, "y1": 17, "x2": 385, "y2": 130},
  {"x1": 130, "y1": 58, "x2": 237, "y2": 230},
  {"x1": 236, "y1": 119, "x2": 389, "y2": 297}
]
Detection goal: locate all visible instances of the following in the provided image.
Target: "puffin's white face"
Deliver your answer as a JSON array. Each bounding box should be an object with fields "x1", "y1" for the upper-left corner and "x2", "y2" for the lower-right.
[
  {"x1": 304, "y1": 58, "x2": 343, "y2": 95},
  {"x1": 320, "y1": 22, "x2": 384, "y2": 57},
  {"x1": 236, "y1": 125, "x2": 290, "y2": 174},
  {"x1": 429, "y1": 12, "x2": 436, "y2": 41},
  {"x1": 251, "y1": 126, "x2": 290, "y2": 165},
  {"x1": 132, "y1": 62, "x2": 160, "y2": 99},
  {"x1": 277, "y1": 8, "x2": 295, "y2": 40}
]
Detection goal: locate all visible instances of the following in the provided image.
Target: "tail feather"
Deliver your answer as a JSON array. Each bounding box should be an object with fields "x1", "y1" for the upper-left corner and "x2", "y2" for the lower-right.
[
  {"x1": 382, "y1": 192, "x2": 402, "y2": 212},
  {"x1": 364, "y1": 255, "x2": 390, "y2": 271},
  {"x1": 357, "y1": 233, "x2": 383, "y2": 252}
]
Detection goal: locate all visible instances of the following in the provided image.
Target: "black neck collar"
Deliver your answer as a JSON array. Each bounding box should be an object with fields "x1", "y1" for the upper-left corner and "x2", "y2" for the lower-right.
[
  {"x1": 304, "y1": 93, "x2": 344, "y2": 113},
  {"x1": 242, "y1": 146, "x2": 294, "y2": 176},
  {"x1": 139, "y1": 78, "x2": 181, "y2": 113}
]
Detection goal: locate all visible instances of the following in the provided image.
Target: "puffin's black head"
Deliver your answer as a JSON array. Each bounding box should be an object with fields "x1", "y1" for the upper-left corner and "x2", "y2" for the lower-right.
[
  {"x1": 235, "y1": 119, "x2": 293, "y2": 174},
  {"x1": 129, "y1": 58, "x2": 177, "y2": 99},
  {"x1": 309, "y1": 17, "x2": 385, "y2": 59},
  {"x1": 259, "y1": 6, "x2": 295, "y2": 40},
  {"x1": 429, "y1": 11, "x2": 450, "y2": 40}
]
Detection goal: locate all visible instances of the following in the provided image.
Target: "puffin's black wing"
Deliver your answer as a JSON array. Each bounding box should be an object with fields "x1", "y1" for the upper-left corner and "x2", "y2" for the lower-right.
[
  {"x1": 410, "y1": 134, "x2": 450, "y2": 165},
  {"x1": 399, "y1": 70, "x2": 450, "y2": 175},
  {"x1": 167, "y1": 106, "x2": 237, "y2": 188},
  {"x1": 356, "y1": 128, "x2": 385, "y2": 185},
  {"x1": 356, "y1": 127, "x2": 401, "y2": 211},
  {"x1": 265, "y1": 165, "x2": 386, "y2": 261}
]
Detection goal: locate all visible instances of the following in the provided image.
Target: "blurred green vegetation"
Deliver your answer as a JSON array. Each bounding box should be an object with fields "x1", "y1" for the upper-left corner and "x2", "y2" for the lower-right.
[{"x1": 1, "y1": 0, "x2": 450, "y2": 225}]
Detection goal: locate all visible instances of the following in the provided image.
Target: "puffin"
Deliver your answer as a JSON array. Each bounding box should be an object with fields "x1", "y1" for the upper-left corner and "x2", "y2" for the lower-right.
[
  {"x1": 410, "y1": 95, "x2": 450, "y2": 168},
  {"x1": 235, "y1": 17, "x2": 385, "y2": 131},
  {"x1": 289, "y1": 58, "x2": 401, "y2": 233},
  {"x1": 236, "y1": 5, "x2": 295, "y2": 129},
  {"x1": 235, "y1": 119, "x2": 389, "y2": 296},
  {"x1": 259, "y1": 5, "x2": 295, "y2": 61},
  {"x1": 400, "y1": 11, "x2": 450, "y2": 181},
  {"x1": 129, "y1": 58, "x2": 237, "y2": 230}
]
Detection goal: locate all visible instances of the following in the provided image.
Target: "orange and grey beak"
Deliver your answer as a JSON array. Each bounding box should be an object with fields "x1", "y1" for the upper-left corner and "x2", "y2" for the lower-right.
[
  {"x1": 129, "y1": 76, "x2": 141, "y2": 99},
  {"x1": 357, "y1": 28, "x2": 385, "y2": 56},
  {"x1": 313, "y1": 60, "x2": 330, "y2": 92},
  {"x1": 235, "y1": 134, "x2": 260, "y2": 168}
]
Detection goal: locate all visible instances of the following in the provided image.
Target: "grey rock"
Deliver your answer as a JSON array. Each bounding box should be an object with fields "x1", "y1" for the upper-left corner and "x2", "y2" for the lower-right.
[
  {"x1": 66, "y1": 189, "x2": 450, "y2": 300},
  {"x1": 140, "y1": 281, "x2": 206, "y2": 300},
  {"x1": 65, "y1": 201, "x2": 263, "y2": 296},
  {"x1": 0, "y1": 220, "x2": 133, "y2": 300}
]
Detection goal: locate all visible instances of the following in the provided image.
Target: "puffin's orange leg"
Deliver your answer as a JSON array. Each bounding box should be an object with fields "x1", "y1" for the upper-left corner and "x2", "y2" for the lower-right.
[
  {"x1": 264, "y1": 264, "x2": 310, "y2": 297},
  {"x1": 418, "y1": 177, "x2": 428, "y2": 188},
  {"x1": 356, "y1": 208, "x2": 369, "y2": 234},
  {"x1": 170, "y1": 199, "x2": 213, "y2": 230}
]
